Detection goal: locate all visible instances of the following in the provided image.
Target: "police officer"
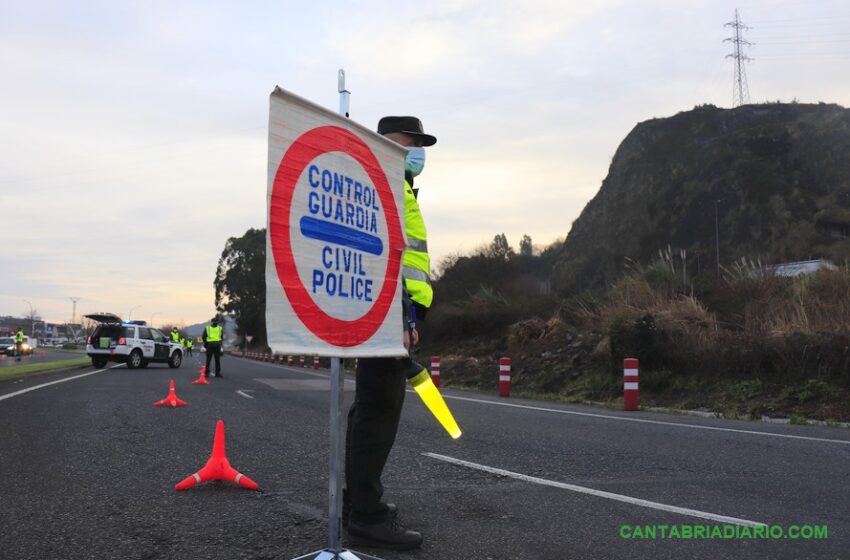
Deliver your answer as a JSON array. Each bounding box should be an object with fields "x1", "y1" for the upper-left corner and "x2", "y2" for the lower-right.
[
  {"x1": 202, "y1": 316, "x2": 223, "y2": 378},
  {"x1": 170, "y1": 327, "x2": 180, "y2": 343},
  {"x1": 344, "y1": 116, "x2": 436, "y2": 551},
  {"x1": 14, "y1": 327, "x2": 24, "y2": 361},
  {"x1": 185, "y1": 338, "x2": 193, "y2": 358}
]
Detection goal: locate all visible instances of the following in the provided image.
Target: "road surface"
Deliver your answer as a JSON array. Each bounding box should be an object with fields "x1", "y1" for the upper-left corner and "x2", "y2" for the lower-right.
[{"x1": 0, "y1": 354, "x2": 846, "y2": 559}]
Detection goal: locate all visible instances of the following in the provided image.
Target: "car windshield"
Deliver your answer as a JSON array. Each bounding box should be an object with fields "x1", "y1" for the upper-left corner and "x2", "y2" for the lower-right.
[
  {"x1": 0, "y1": 337, "x2": 13, "y2": 344},
  {"x1": 150, "y1": 329, "x2": 168, "y2": 343}
]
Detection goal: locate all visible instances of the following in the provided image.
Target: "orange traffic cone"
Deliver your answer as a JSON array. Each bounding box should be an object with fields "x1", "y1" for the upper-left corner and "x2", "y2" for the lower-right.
[
  {"x1": 192, "y1": 366, "x2": 209, "y2": 385},
  {"x1": 175, "y1": 420, "x2": 259, "y2": 491},
  {"x1": 154, "y1": 379, "x2": 188, "y2": 407}
]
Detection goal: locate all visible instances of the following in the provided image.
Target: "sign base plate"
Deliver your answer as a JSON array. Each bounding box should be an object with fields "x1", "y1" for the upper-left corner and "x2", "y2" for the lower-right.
[{"x1": 291, "y1": 549, "x2": 385, "y2": 560}]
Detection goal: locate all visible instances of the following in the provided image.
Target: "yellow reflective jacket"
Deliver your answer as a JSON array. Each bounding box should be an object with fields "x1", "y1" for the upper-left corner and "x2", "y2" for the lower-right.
[
  {"x1": 403, "y1": 180, "x2": 432, "y2": 308},
  {"x1": 205, "y1": 325, "x2": 223, "y2": 343}
]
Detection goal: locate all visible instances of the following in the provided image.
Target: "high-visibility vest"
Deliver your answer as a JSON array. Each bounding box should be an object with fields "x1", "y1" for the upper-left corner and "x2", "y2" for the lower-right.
[
  {"x1": 171, "y1": 331, "x2": 180, "y2": 342},
  {"x1": 205, "y1": 325, "x2": 223, "y2": 343},
  {"x1": 403, "y1": 180, "x2": 432, "y2": 308},
  {"x1": 186, "y1": 340, "x2": 193, "y2": 349},
  {"x1": 15, "y1": 331, "x2": 24, "y2": 343}
]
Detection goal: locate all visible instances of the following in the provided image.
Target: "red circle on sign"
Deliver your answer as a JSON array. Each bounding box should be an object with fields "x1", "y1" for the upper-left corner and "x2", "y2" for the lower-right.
[{"x1": 269, "y1": 126, "x2": 405, "y2": 347}]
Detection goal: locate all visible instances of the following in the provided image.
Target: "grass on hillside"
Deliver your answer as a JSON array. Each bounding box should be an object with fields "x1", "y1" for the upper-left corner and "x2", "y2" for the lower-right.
[{"x1": 429, "y1": 247, "x2": 850, "y2": 421}]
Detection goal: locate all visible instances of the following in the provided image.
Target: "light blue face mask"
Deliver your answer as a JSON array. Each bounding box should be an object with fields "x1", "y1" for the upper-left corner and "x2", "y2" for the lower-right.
[{"x1": 405, "y1": 147, "x2": 426, "y2": 177}]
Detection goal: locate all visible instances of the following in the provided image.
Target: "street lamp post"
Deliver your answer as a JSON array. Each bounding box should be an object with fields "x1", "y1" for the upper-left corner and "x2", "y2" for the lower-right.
[
  {"x1": 128, "y1": 305, "x2": 142, "y2": 322},
  {"x1": 68, "y1": 297, "x2": 81, "y2": 339},
  {"x1": 150, "y1": 312, "x2": 162, "y2": 327}
]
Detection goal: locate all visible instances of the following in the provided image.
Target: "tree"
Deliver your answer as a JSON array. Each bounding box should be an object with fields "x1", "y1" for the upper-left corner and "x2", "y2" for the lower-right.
[
  {"x1": 24, "y1": 308, "x2": 41, "y2": 336},
  {"x1": 488, "y1": 233, "x2": 515, "y2": 261},
  {"x1": 214, "y1": 228, "x2": 267, "y2": 345},
  {"x1": 519, "y1": 234, "x2": 533, "y2": 257}
]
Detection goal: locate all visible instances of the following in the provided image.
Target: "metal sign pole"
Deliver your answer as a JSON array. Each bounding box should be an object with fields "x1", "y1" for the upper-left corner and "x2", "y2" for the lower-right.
[
  {"x1": 290, "y1": 69, "x2": 384, "y2": 560},
  {"x1": 328, "y1": 356, "x2": 344, "y2": 553}
]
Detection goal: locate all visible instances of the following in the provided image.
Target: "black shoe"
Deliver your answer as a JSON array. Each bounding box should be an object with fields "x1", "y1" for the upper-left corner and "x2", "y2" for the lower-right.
[
  {"x1": 342, "y1": 502, "x2": 396, "y2": 528},
  {"x1": 215, "y1": 372, "x2": 223, "y2": 378},
  {"x1": 347, "y1": 517, "x2": 422, "y2": 551}
]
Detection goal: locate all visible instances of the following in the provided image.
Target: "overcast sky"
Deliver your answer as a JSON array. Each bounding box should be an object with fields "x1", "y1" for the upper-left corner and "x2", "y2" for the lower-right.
[{"x1": 1, "y1": 0, "x2": 849, "y2": 326}]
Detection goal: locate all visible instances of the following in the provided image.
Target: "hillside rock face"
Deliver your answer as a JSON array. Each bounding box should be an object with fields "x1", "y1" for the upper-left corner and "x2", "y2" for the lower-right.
[{"x1": 555, "y1": 103, "x2": 850, "y2": 292}]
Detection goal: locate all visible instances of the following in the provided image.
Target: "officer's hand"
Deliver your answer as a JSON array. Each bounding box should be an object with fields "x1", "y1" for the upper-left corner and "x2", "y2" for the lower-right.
[
  {"x1": 403, "y1": 330, "x2": 410, "y2": 350},
  {"x1": 411, "y1": 328, "x2": 419, "y2": 347}
]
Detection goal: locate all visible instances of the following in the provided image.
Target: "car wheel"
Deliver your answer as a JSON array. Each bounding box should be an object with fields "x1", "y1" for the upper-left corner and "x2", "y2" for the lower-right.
[
  {"x1": 127, "y1": 349, "x2": 143, "y2": 369},
  {"x1": 168, "y1": 350, "x2": 182, "y2": 369},
  {"x1": 92, "y1": 358, "x2": 108, "y2": 368},
  {"x1": 139, "y1": 360, "x2": 149, "y2": 368}
]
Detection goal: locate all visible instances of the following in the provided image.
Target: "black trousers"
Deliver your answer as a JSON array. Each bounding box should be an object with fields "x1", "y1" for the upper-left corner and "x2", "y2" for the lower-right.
[
  {"x1": 345, "y1": 357, "x2": 407, "y2": 524},
  {"x1": 205, "y1": 344, "x2": 221, "y2": 374}
]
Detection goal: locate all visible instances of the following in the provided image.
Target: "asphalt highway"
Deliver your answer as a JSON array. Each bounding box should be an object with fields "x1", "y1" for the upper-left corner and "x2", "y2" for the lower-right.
[{"x1": 0, "y1": 354, "x2": 847, "y2": 559}]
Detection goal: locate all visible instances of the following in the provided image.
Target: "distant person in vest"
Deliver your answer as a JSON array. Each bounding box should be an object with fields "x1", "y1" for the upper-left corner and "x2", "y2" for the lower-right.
[
  {"x1": 185, "y1": 338, "x2": 193, "y2": 358},
  {"x1": 202, "y1": 316, "x2": 224, "y2": 378},
  {"x1": 170, "y1": 327, "x2": 180, "y2": 343},
  {"x1": 14, "y1": 327, "x2": 24, "y2": 361},
  {"x1": 343, "y1": 115, "x2": 436, "y2": 551}
]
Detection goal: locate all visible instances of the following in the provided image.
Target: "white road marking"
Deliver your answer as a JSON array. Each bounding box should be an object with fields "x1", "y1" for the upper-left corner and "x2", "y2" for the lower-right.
[
  {"x1": 236, "y1": 357, "x2": 850, "y2": 445},
  {"x1": 0, "y1": 364, "x2": 123, "y2": 402},
  {"x1": 424, "y1": 452, "x2": 767, "y2": 528},
  {"x1": 236, "y1": 390, "x2": 255, "y2": 399},
  {"x1": 441, "y1": 394, "x2": 850, "y2": 445}
]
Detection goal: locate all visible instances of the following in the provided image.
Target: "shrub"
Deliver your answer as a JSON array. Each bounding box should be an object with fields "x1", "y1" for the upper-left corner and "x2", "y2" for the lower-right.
[{"x1": 608, "y1": 313, "x2": 665, "y2": 370}]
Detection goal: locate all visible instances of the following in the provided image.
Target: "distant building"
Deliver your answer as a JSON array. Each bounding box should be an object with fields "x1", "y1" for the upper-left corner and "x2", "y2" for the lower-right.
[{"x1": 766, "y1": 259, "x2": 838, "y2": 278}]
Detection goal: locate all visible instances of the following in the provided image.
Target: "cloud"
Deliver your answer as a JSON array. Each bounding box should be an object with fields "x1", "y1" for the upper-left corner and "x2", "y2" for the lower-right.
[{"x1": 2, "y1": 0, "x2": 850, "y2": 324}]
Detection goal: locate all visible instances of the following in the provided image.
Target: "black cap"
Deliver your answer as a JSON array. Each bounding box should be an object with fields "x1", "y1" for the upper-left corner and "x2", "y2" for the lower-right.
[{"x1": 377, "y1": 116, "x2": 437, "y2": 146}]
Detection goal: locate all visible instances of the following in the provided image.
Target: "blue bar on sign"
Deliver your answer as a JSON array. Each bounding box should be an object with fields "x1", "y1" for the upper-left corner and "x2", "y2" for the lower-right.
[{"x1": 299, "y1": 216, "x2": 383, "y2": 256}]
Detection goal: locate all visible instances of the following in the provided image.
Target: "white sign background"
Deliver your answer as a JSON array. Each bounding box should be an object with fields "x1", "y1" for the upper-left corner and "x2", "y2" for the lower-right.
[{"x1": 265, "y1": 87, "x2": 408, "y2": 357}]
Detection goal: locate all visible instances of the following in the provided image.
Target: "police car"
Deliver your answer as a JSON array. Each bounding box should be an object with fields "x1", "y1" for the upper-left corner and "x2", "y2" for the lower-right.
[{"x1": 85, "y1": 313, "x2": 183, "y2": 369}]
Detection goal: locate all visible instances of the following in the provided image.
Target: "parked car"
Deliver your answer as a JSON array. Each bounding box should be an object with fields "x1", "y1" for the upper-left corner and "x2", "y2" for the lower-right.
[{"x1": 85, "y1": 313, "x2": 183, "y2": 369}]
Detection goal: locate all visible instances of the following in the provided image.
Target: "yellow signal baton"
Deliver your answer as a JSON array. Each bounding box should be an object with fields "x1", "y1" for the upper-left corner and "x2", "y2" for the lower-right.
[{"x1": 408, "y1": 368, "x2": 462, "y2": 439}]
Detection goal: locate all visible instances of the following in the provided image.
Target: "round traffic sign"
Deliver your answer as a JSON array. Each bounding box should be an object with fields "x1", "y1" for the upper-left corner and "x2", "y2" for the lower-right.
[{"x1": 269, "y1": 126, "x2": 405, "y2": 347}]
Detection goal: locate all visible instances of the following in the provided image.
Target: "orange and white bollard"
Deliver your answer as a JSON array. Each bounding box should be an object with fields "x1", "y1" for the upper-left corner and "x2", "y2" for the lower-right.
[
  {"x1": 624, "y1": 358, "x2": 639, "y2": 411},
  {"x1": 299, "y1": 356, "x2": 305, "y2": 367},
  {"x1": 313, "y1": 355, "x2": 319, "y2": 369},
  {"x1": 430, "y1": 356, "x2": 441, "y2": 388},
  {"x1": 287, "y1": 355, "x2": 293, "y2": 366},
  {"x1": 499, "y1": 357, "x2": 511, "y2": 397}
]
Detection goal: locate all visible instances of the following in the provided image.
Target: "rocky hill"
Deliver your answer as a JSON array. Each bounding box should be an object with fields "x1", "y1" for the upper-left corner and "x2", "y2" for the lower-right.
[{"x1": 553, "y1": 102, "x2": 850, "y2": 292}]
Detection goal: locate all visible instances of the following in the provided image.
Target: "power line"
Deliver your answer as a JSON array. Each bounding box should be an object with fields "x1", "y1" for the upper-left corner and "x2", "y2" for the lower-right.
[{"x1": 724, "y1": 9, "x2": 754, "y2": 107}]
